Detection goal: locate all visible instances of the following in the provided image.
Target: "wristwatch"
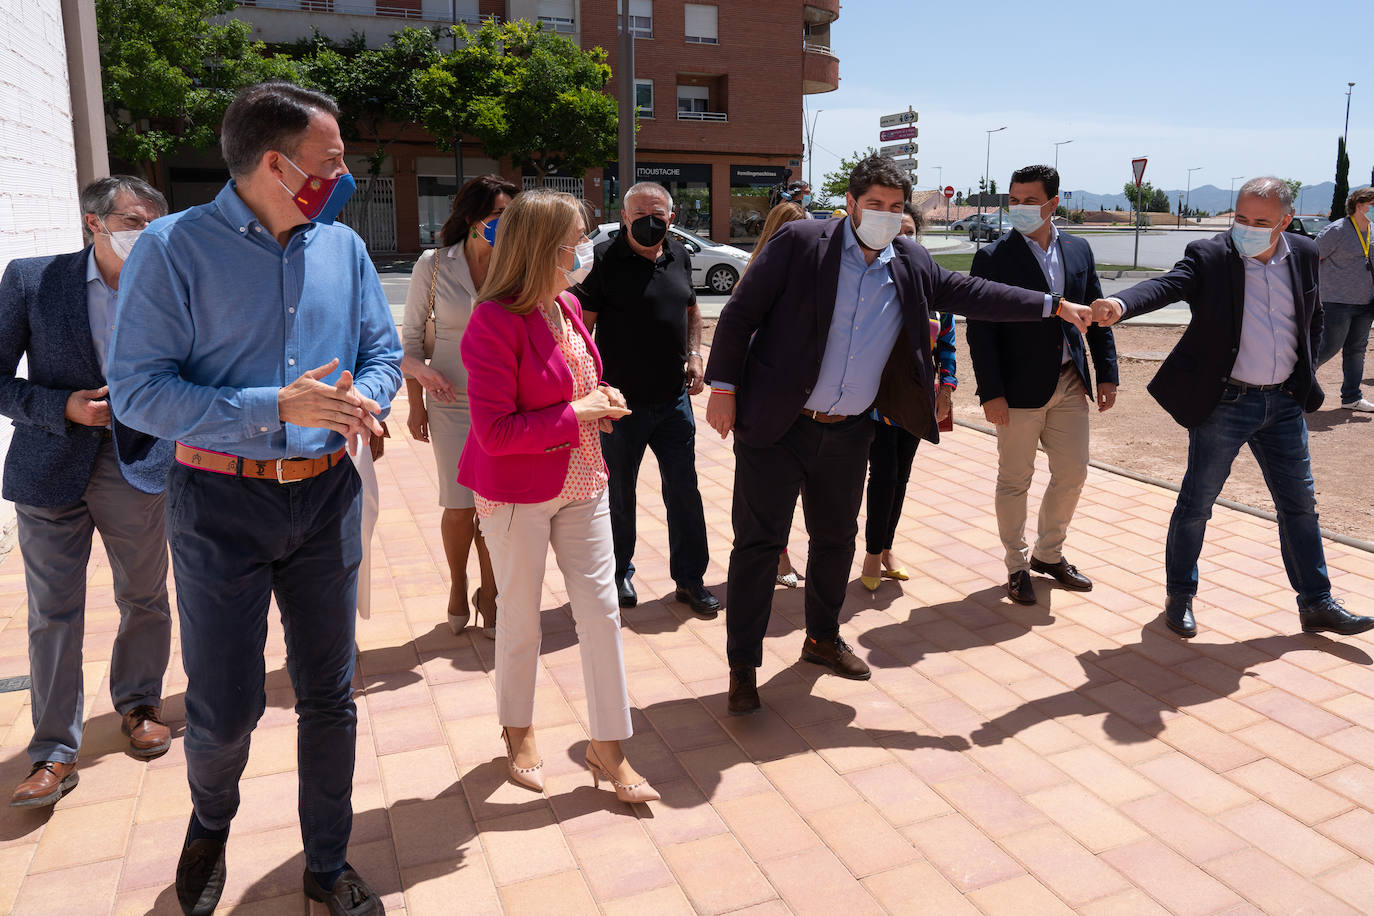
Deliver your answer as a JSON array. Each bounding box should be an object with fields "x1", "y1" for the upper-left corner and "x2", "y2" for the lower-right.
[{"x1": 1051, "y1": 294, "x2": 1063, "y2": 315}]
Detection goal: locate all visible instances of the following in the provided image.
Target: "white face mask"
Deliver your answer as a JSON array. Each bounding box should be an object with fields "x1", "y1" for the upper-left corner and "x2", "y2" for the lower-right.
[
  {"x1": 1231, "y1": 221, "x2": 1278, "y2": 258},
  {"x1": 1008, "y1": 204, "x2": 1047, "y2": 235},
  {"x1": 563, "y1": 239, "x2": 595, "y2": 285},
  {"x1": 98, "y1": 216, "x2": 144, "y2": 262},
  {"x1": 853, "y1": 209, "x2": 902, "y2": 249}
]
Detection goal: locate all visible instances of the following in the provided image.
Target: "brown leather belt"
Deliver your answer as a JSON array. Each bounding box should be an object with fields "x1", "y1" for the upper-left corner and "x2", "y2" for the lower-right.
[
  {"x1": 800, "y1": 408, "x2": 852, "y2": 424},
  {"x1": 175, "y1": 443, "x2": 347, "y2": 483}
]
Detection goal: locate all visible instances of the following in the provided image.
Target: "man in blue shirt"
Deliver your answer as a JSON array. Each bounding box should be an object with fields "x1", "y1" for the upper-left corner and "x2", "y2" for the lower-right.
[{"x1": 109, "y1": 82, "x2": 401, "y2": 916}]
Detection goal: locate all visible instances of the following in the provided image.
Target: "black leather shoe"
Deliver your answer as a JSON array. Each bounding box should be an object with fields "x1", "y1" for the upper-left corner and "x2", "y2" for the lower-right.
[
  {"x1": 304, "y1": 866, "x2": 383, "y2": 916},
  {"x1": 727, "y1": 667, "x2": 761, "y2": 716},
  {"x1": 800, "y1": 635, "x2": 872, "y2": 680},
  {"x1": 674, "y1": 585, "x2": 721, "y2": 618},
  {"x1": 1006, "y1": 570, "x2": 1037, "y2": 605},
  {"x1": 1299, "y1": 597, "x2": 1374, "y2": 636},
  {"x1": 1030, "y1": 556, "x2": 1093, "y2": 591},
  {"x1": 176, "y1": 829, "x2": 227, "y2": 916},
  {"x1": 1164, "y1": 595, "x2": 1197, "y2": 638},
  {"x1": 616, "y1": 577, "x2": 637, "y2": 608}
]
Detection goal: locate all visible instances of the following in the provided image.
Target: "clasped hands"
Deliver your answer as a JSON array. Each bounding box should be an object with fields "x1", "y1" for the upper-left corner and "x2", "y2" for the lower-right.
[
  {"x1": 574, "y1": 384, "x2": 631, "y2": 433},
  {"x1": 278, "y1": 358, "x2": 384, "y2": 455}
]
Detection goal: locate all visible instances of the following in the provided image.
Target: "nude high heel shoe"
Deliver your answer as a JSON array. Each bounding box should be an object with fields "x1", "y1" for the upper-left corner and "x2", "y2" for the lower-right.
[
  {"x1": 584, "y1": 745, "x2": 660, "y2": 804},
  {"x1": 500, "y1": 728, "x2": 544, "y2": 792}
]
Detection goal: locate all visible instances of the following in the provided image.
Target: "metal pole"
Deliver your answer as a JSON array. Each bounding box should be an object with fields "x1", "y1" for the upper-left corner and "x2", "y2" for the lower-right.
[
  {"x1": 616, "y1": 7, "x2": 636, "y2": 217},
  {"x1": 1345, "y1": 82, "x2": 1355, "y2": 146},
  {"x1": 1132, "y1": 181, "x2": 1141, "y2": 268},
  {"x1": 979, "y1": 126, "x2": 1005, "y2": 250},
  {"x1": 805, "y1": 110, "x2": 822, "y2": 189},
  {"x1": 1185, "y1": 166, "x2": 1201, "y2": 221},
  {"x1": 1229, "y1": 175, "x2": 1243, "y2": 224},
  {"x1": 451, "y1": 2, "x2": 463, "y2": 190},
  {"x1": 1054, "y1": 139, "x2": 1072, "y2": 171}
]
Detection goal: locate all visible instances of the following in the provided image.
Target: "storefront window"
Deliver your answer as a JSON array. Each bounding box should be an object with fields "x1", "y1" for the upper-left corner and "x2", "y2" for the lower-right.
[
  {"x1": 417, "y1": 175, "x2": 458, "y2": 247},
  {"x1": 728, "y1": 165, "x2": 794, "y2": 245},
  {"x1": 605, "y1": 162, "x2": 713, "y2": 238}
]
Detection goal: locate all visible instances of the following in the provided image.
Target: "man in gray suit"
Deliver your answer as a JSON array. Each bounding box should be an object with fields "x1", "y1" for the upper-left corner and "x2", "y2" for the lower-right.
[{"x1": 0, "y1": 176, "x2": 173, "y2": 808}]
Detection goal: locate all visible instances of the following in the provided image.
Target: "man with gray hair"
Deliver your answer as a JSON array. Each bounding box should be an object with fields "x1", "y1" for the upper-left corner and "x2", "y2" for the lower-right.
[
  {"x1": 0, "y1": 175, "x2": 174, "y2": 809},
  {"x1": 575, "y1": 181, "x2": 719, "y2": 617},
  {"x1": 1092, "y1": 176, "x2": 1373, "y2": 639}
]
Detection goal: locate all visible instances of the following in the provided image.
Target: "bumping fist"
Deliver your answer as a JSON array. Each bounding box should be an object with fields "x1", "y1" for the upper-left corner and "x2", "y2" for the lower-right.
[{"x1": 1090, "y1": 298, "x2": 1123, "y2": 327}]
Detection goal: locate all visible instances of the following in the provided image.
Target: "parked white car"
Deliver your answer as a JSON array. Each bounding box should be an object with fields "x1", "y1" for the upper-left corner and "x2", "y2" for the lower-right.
[{"x1": 589, "y1": 222, "x2": 750, "y2": 294}]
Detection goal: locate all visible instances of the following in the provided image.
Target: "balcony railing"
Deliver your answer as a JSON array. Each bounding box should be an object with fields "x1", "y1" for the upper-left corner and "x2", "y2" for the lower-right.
[
  {"x1": 677, "y1": 110, "x2": 727, "y2": 122},
  {"x1": 238, "y1": 0, "x2": 487, "y2": 22},
  {"x1": 537, "y1": 15, "x2": 576, "y2": 32},
  {"x1": 803, "y1": 40, "x2": 837, "y2": 56}
]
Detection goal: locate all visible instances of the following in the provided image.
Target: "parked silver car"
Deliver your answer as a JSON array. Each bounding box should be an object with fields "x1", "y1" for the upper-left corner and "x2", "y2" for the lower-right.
[{"x1": 590, "y1": 222, "x2": 749, "y2": 294}]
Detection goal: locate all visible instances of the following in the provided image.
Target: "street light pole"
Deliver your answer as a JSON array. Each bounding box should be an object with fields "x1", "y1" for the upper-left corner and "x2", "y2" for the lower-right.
[
  {"x1": 1345, "y1": 82, "x2": 1356, "y2": 146},
  {"x1": 979, "y1": 126, "x2": 1006, "y2": 250},
  {"x1": 1228, "y1": 175, "x2": 1243, "y2": 224},
  {"x1": 1184, "y1": 166, "x2": 1202, "y2": 221},
  {"x1": 804, "y1": 108, "x2": 823, "y2": 188},
  {"x1": 450, "y1": 1, "x2": 463, "y2": 192},
  {"x1": 1053, "y1": 139, "x2": 1072, "y2": 171}
]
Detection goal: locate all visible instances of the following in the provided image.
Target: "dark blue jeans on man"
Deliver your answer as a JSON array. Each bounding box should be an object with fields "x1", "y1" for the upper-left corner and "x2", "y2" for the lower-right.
[
  {"x1": 600, "y1": 388, "x2": 709, "y2": 589},
  {"x1": 166, "y1": 458, "x2": 362, "y2": 873},
  {"x1": 1316, "y1": 301, "x2": 1374, "y2": 405},
  {"x1": 1165, "y1": 386, "x2": 1330, "y2": 608}
]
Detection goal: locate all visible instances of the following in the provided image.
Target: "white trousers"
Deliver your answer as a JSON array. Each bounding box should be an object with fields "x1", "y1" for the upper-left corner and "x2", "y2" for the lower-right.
[
  {"x1": 350, "y1": 437, "x2": 380, "y2": 619},
  {"x1": 480, "y1": 490, "x2": 632, "y2": 741}
]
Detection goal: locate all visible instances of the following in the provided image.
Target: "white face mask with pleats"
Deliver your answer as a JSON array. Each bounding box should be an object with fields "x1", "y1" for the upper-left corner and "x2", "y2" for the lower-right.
[{"x1": 853, "y1": 209, "x2": 902, "y2": 249}]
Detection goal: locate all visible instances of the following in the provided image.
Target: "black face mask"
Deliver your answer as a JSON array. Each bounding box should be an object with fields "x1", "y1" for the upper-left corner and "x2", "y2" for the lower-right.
[{"x1": 627, "y1": 214, "x2": 668, "y2": 247}]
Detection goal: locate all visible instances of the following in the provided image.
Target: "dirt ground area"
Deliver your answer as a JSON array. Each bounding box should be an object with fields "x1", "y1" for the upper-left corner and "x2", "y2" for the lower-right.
[{"x1": 701, "y1": 321, "x2": 1373, "y2": 543}]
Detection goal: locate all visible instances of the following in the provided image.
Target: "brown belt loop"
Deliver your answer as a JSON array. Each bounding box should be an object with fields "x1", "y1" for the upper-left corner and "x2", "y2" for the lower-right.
[{"x1": 174, "y1": 443, "x2": 347, "y2": 483}]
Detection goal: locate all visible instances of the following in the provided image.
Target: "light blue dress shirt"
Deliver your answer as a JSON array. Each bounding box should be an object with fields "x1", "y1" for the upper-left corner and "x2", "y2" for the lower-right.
[
  {"x1": 1016, "y1": 225, "x2": 1070, "y2": 363},
  {"x1": 1232, "y1": 232, "x2": 1299, "y2": 386},
  {"x1": 85, "y1": 249, "x2": 117, "y2": 376},
  {"x1": 802, "y1": 219, "x2": 905, "y2": 415},
  {"x1": 108, "y1": 182, "x2": 402, "y2": 460}
]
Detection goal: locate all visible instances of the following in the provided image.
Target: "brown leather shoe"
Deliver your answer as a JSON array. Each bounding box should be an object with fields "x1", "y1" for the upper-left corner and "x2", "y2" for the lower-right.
[
  {"x1": 800, "y1": 635, "x2": 871, "y2": 680},
  {"x1": 727, "y1": 667, "x2": 761, "y2": 716},
  {"x1": 9, "y1": 760, "x2": 78, "y2": 807},
  {"x1": 122, "y1": 705, "x2": 171, "y2": 759}
]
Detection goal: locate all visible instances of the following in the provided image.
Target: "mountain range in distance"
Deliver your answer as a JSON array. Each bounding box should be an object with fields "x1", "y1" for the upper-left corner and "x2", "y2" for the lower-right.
[{"x1": 1055, "y1": 180, "x2": 1371, "y2": 215}]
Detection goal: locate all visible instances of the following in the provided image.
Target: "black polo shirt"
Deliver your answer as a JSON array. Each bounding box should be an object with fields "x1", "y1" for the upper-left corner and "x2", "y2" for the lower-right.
[{"x1": 576, "y1": 230, "x2": 697, "y2": 407}]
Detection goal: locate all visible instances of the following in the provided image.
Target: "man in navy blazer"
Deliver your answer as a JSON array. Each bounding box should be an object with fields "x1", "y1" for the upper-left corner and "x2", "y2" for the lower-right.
[
  {"x1": 0, "y1": 176, "x2": 174, "y2": 809},
  {"x1": 705, "y1": 156, "x2": 1095, "y2": 715},
  {"x1": 967, "y1": 165, "x2": 1118, "y2": 606},
  {"x1": 1094, "y1": 176, "x2": 1373, "y2": 639}
]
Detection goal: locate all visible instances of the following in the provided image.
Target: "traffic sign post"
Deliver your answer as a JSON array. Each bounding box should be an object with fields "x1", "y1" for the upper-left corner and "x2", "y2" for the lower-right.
[
  {"x1": 878, "y1": 107, "x2": 920, "y2": 222},
  {"x1": 879, "y1": 142, "x2": 918, "y2": 157},
  {"x1": 879, "y1": 126, "x2": 918, "y2": 142},
  {"x1": 943, "y1": 185, "x2": 954, "y2": 230},
  {"x1": 1131, "y1": 157, "x2": 1148, "y2": 268},
  {"x1": 879, "y1": 109, "x2": 918, "y2": 128}
]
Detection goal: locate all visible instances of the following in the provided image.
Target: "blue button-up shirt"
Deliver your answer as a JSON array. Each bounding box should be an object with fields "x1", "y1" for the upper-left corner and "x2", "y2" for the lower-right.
[
  {"x1": 802, "y1": 219, "x2": 905, "y2": 415},
  {"x1": 1232, "y1": 232, "x2": 1299, "y2": 386},
  {"x1": 1017, "y1": 225, "x2": 1071, "y2": 363},
  {"x1": 108, "y1": 182, "x2": 402, "y2": 459},
  {"x1": 85, "y1": 249, "x2": 117, "y2": 376}
]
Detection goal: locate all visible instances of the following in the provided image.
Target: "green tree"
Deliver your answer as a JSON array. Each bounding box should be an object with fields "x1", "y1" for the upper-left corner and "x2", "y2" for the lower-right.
[
  {"x1": 1148, "y1": 187, "x2": 1171, "y2": 213},
  {"x1": 97, "y1": 0, "x2": 300, "y2": 184},
  {"x1": 1330, "y1": 137, "x2": 1350, "y2": 222},
  {"x1": 820, "y1": 147, "x2": 879, "y2": 203},
  {"x1": 1283, "y1": 178, "x2": 1303, "y2": 206},
  {"x1": 418, "y1": 19, "x2": 617, "y2": 180}
]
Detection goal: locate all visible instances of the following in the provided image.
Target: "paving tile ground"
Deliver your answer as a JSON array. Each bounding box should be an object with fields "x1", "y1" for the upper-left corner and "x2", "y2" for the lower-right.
[{"x1": 1, "y1": 384, "x2": 1373, "y2": 914}]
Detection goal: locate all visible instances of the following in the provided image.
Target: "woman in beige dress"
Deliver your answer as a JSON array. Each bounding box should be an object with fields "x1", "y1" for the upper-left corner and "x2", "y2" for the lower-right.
[{"x1": 402, "y1": 175, "x2": 519, "y2": 635}]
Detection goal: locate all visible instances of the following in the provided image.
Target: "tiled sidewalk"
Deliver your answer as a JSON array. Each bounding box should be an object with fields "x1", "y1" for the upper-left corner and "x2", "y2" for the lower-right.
[{"x1": 1, "y1": 391, "x2": 1373, "y2": 915}]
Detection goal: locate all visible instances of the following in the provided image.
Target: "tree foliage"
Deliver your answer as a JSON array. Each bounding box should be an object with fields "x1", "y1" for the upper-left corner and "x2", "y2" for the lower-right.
[
  {"x1": 418, "y1": 19, "x2": 617, "y2": 179},
  {"x1": 820, "y1": 147, "x2": 878, "y2": 203},
  {"x1": 1330, "y1": 138, "x2": 1349, "y2": 222},
  {"x1": 1123, "y1": 181, "x2": 1171, "y2": 213},
  {"x1": 96, "y1": 0, "x2": 300, "y2": 182}
]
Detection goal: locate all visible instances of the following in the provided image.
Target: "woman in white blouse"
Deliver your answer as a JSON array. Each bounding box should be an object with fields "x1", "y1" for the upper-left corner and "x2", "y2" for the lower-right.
[{"x1": 402, "y1": 175, "x2": 519, "y2": 636}]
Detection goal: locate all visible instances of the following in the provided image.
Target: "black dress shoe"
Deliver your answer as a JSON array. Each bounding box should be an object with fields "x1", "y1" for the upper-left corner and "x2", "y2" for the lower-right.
[
  {"x1": 800, "y1": 635, "x2": 872, "y2": 680},
  {"x1": 727, "y1": 667, "x2": 761, "y2": 716},
  {"x1": 176, "y1": 831, "x2": 227, "y2": 916},
  {"x1": 1299, "y1": 597, "x2": 1374, "y2": 636},
  {"x1": 674, "y1": 584, "x2": 721, "y2": 618},
  {"x1": 616, "y1": 577, "x2": 637, "y2": 608},
  {"x1": 304, "y1": 865, "x2": 383, "y2": 916},
  {"x1": 1006, "y1": 570, "x2": 1037, "y2": 605},
  {"x1": 1164, "y1": 594, "x2": 1196, "y2": 638},
  {"x1": 1029, "y1": 556, "x2": 1093, "y2": 591}
]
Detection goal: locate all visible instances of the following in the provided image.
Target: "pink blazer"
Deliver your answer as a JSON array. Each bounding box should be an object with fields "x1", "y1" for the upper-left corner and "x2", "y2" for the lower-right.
[{"x1": 456, "y1": 292, "x2": 603, "y2": 504}]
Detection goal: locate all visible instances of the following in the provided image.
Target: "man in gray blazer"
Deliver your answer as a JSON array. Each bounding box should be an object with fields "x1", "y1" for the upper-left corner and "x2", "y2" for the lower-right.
[{"x1": 0, "y1": 176, "x2": 174, "y2": 808}]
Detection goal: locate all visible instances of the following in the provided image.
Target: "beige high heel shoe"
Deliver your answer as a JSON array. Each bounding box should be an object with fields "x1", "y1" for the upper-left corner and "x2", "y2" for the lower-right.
[
  {"x1": 584, "y1": 745, "x2": 660, "y2": 804},
  {"x1": 500, "y1": 727, "x2": 544, "y2": 792},
  {"x1": 447, "y1": 586, "x2": 470, "y2": 635},
  {"x1": 474, "y1": 587, "x2": 497, "y2": 640}
]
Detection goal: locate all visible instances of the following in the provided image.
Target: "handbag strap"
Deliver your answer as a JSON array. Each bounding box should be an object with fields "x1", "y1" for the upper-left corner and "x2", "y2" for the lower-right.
[{"x1": 427, "y1": 249, "x2": 440, "y2": 321}]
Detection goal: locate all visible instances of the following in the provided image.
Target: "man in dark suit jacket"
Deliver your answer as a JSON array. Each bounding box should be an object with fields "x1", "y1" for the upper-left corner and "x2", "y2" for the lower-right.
[
  {"x1": 0, "y1": 176, "x2": 175, "y2": 809},
  {"x1": 967, "y1": 165, "x2": 1119, "y2": 606},
  {"x1": 1094, "y1": 176, "x2": 1372, "y2": 639},
  {"x1": 705, "y1": 156, "x2": 1095, "y2": 715}
]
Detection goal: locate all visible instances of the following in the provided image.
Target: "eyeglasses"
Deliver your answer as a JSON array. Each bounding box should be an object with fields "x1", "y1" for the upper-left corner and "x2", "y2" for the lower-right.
[{"x1": 105, "y1": 211, "x2": 151, "y2": 230}]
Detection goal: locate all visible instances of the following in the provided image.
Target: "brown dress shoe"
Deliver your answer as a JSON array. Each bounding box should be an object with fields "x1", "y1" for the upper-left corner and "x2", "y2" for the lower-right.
[
  {"x1": 10, "y1": 760, "x2": 78, "y2": 807},
  {"x1": 727, "y1": 667, "x2": 761, "y2": 716},
  {"x1": 122, "y1": 705, "x2": 171, "y2": 759},
  {"x1": 800, "y1": 635, "x2": 871, "y2": 680}
]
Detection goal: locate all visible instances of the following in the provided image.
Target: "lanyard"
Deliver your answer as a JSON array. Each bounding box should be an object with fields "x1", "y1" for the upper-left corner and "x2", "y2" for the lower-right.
[{"x1": 1356, "y1": 219, "x2": 1371, "y2": 261}]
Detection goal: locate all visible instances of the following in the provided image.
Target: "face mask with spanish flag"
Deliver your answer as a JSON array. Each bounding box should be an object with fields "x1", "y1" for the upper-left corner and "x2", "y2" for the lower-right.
[{"x1": 277, "y1": 154, "x2": 357, "y2": 225}]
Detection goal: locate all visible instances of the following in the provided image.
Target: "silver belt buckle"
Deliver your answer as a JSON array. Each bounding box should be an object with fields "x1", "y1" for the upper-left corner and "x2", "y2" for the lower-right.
[{"x1": 276, "y1": 458, "x2": 303, "y2": 484}]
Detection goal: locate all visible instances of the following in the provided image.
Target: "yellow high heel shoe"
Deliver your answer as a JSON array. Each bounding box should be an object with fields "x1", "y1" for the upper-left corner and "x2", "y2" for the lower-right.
[
  {"x1": 882, "y1": 567, "x2": 910, "y2": 581},
  {"x1": 585, "y1": 745, "x2": 660, "y2": 804},
  {"x1": 500, "y1": 727, "x2": 544, "y2": 792},
  {"x1": 860, "y1": 575, "x2": 882, "y2": 592}
]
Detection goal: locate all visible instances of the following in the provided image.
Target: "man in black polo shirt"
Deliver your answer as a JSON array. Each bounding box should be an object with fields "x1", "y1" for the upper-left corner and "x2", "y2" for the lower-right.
[{"x1": 578, "y1": 182, "x2": 720, "y2": 617}]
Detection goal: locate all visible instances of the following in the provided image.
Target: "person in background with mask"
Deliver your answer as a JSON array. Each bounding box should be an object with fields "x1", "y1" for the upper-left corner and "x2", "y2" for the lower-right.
[
  {"x1": 402, "y1": 174, "x2": 517, "y2": 637},
  {"x1": 0, "y1": 176, "x2": 173, "y2": 811},
  {"x1": 108, "y1": 81, "x2": 401, "y2": 916},
  {"x1": 966, "y1": 164, "x2": 1118, "y2": 606},
  {"x1": 1093, "y1": 176, "x2": 1374, "y2": 641},
  {"x1": 458, "y1": 189, "x2": 659, "y2": 805},
  {"x1": 575, "y1": 182, "x2": 720, "y2": 618},
  {"x1": 1313, "y1": 187, "x2": 1374, "y2": 411},
  {"x1": 705, "y1": 156, "x2": 1096, "y2": 715}
]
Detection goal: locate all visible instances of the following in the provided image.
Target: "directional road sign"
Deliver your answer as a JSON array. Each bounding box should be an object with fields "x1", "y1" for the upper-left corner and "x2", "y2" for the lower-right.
[
  {"x1": 1132, "y1": 157, "x2": 1148, "y2": 186},
  {"x1": 880, "y1": 142, "x2": 918, "y2": 158},
  {"x1": 888, "y1": 156, "x2": 917, "y2": 170},
  {"x1": 879, "y1": 110, "x2": 918, "y2": 128},
  {"x1": 879, "y1": 126, "x2": 918, "y2": 142}
]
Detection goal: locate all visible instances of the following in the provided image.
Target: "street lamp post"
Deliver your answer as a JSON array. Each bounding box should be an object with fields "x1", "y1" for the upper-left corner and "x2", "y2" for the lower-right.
[
  {"x1": 804, "y1": 108, "x2": 823, "y2": 189},
  {"x1": 450, "y1": 1, "x2": 464, "y2": 191},
  {"x1": 1184, "y1": 166, "x2": 1202, "y2": 222},
  {"x1": 979, "y1": 126, "x2": 1006, "y2": 250},
  {"x1": 1345, "y1": 82, "x2": 1356, "y2": 146},
  {"x1": 1053, "y1": 139, "x2": 1073, "y2": 171},
  {"x1": 1228, "y1": 175, "x2": 1244, "y2": 224}
]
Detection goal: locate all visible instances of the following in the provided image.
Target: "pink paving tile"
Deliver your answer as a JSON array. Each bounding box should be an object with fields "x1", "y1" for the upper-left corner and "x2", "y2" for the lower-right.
[
  {"x1": 965, "y1": 874, "x2": 1077, "y2": 915},
  {"x1": 1236, "y1": 687, "x2": 1353, "y2": 738},
  {"x1": 1319, "y1": 860, "x2": 1374, "y2": 912},
  {"x1": 563, "y1": 819, "x2": 675, "y2": 901},
  {"x1": 401, "y1": 856, "x2": 503, "y2": 916},
  {"x1": 998, "y1": 823, "x2": 1132, "y2": 908},
  {"x1": 1133, "y1": 752, "x2": 1255, "y2": 815},
  {"x1": 598, "y1": 884, "x2": 696, "y2": 916},
  {"x1": 11, "y1": 857, "x2": 123, "y2": 916},
  {"x1": 1217, "y1": 801, "x2": 1355, "y2": 876},
  {"x1": 713, "y1": 790, "x2": 821, "y2": 862},
  {"x1": 805, "y1": 801, "x2": 919, "y2": 877},
  {"x1": 634, "y1": 778, "x2": 728, "y2": 848},
  {"x1": 1204, "y1": 847, "x2": 1359, "y2": 915},
  {"x1": 376, "y1": 744, "x2": 461, "y2": 805},
  {"x1": 930, "y1": 771, "x2": 1047, "y2": 837},
  {"x1": 758, "y1": 751, "x2": 864, "y2": 814},
  {"x1": 28, "y1": 795, "x2": 135, "y2": 873},
  {"x1": 1233, "y1": 720, "x2": 1352, "y2": 778},
  {"x1": 1077, "y1": 887, "x2": 1173, "y2": 915},
  {"x1": 1099, "y1": 838, "x2": 1244, "y2": 916},
  {"x1": 1116, "y1": 793, "x2": 1248, "y2": 863},
  {"x1": 1226, "y1": 758, "x2": 1354, "y2": 825},
  {"x1": 860, "y1": 859, "x2": 981, "y2": 915},
  {"x1": 388, "y1": 796, "x2": 480, "y2": 870},
  {"x1": 901, "y1": 812, "x2": 1025, "y2": 892},
  {"x1": 1024, "y1": 782, "x2": 1147, "y2": 853},
  {"x1": 842, "y1": 761, "x2": 953, "y2": 826},
  {"x1": 658, "y1": 833, "x2": 778, "y2": 915},
  {"x1": 1045, "y1": 744, "x2": 1158, "y2": 806},
  {"x1": 476, "y1": 807, "x2": 576, "y2": 886},
  {"x1": 496, "y1": 869, "x2": 598, "y2": 915}
]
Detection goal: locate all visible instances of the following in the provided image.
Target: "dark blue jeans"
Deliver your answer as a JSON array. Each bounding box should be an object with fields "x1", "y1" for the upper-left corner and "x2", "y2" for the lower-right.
[
  {"x1": 600, "y1": 388, "x2": 709, "y2": 588},
  {"x1": 166, "y1": 459, "x2": 362, "y2": 873},
  {"x1": 1166, "y1": 386, "x2": 1330, "y2": 607},
  {"x1": 1316, "y1": 301, "x2": 1374, "y2": 405}
]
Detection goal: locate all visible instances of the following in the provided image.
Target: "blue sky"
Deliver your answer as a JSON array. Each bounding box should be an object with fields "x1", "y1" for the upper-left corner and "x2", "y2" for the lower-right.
[{"x1": 807, "y1": 0, "x2": 1369, "y2": 196}]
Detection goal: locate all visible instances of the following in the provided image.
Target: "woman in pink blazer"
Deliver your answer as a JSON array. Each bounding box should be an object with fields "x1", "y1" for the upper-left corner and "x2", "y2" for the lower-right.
[{"x1": 458, "y1": 189, "x2": 659, "y2": 804}]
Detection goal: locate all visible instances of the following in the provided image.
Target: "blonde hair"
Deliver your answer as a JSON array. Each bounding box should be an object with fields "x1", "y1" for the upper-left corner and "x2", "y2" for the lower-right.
[
  {"x1": 749, "y1": 201, "x2": 807, "y2": 264},
  {"x1": 477, "y1": 188, "x2": 584, "y2": 315}
]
